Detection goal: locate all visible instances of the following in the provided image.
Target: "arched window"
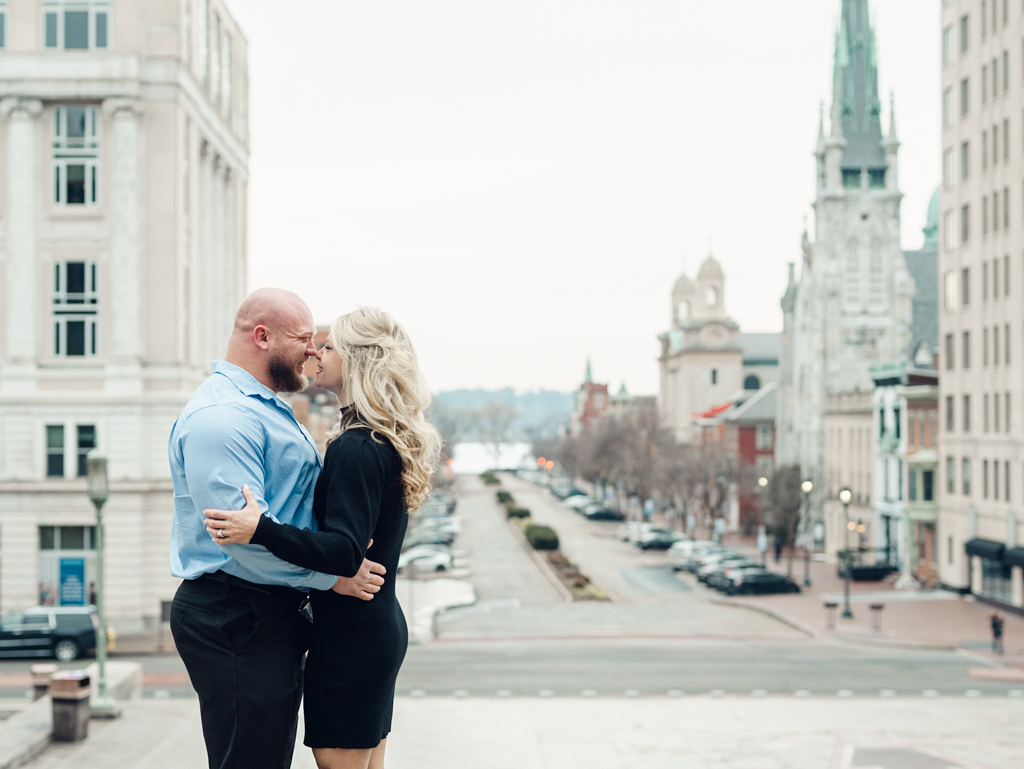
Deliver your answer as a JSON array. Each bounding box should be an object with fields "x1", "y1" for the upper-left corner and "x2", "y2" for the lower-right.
[
  {"x1": 744, "y1": 375, "x2": 761, "y2": 391},
  {"x1": 705, "y1": 286, "x2": 718, "y2": 306}
]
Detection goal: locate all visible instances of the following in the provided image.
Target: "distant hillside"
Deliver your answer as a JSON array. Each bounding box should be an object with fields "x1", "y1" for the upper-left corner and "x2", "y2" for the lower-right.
[{"x1": 433, "y1": 388, "x2": 573, "y2": 440}]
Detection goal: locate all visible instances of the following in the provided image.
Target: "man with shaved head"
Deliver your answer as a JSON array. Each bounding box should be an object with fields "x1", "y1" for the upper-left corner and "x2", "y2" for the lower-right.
[{"x1": 168, "y1": 289, "x2": 386, "y2": 769}]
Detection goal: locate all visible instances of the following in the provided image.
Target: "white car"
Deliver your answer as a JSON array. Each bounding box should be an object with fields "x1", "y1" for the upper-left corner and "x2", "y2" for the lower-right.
[
  {"x1": 399, "y1": 547, "x2": 453, "y2": 573},
  {"x1": 667, "y1": 540, "x2": 716, "y2": 570},
  {"x1": 565, "y1": 496, "x2": 593, "y2": 511}
]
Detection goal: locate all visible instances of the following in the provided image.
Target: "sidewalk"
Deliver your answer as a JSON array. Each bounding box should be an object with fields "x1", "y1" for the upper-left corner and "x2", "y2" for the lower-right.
[
  {"x1": 19, "y1": 694, "x2": 1024, "y2": 769},
  {"x1": 719, "y1": 553, "x2": 1024, "y2": 667}
]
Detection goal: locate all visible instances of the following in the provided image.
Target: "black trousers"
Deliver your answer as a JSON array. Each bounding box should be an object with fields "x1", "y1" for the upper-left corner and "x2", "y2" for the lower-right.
[{"x1": 171, "y1": 575, "x2": 313, "y2": 769}]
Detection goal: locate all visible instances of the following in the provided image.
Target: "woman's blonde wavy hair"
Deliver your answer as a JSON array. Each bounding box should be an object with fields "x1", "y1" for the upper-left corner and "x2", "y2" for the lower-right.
[{"x1": 325, "y1": 307, "x2": 441, "y2": 512}]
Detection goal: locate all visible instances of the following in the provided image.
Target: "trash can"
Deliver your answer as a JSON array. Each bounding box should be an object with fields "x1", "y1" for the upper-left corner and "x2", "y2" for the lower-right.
[
  {"x1": 30, "y1": 664, "x2": 58, "y2": 701},
  {"x1": 50, "y1": 671, "x2": 90, "y2": 742}
]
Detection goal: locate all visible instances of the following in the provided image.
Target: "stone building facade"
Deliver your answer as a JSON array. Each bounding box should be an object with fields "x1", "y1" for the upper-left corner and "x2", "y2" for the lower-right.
[
  {"x1": 777, "y1": 0, "x2": 915, "y2": 519},
  {"x1": 938, "y1": 0, "x2": 1024, "y2": 608},
  {"x1": 0, "y1": 0, "x2": 248, "y2": 629}
]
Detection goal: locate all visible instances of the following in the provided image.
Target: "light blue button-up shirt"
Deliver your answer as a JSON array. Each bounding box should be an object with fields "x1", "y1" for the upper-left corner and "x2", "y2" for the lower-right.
[{"x1": 168, "y1": 360, "x2": 337, "y2": 591}]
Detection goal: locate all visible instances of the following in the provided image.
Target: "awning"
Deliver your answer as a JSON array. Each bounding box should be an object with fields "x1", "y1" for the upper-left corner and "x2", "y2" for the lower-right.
[
  {"x1": 965, "y1": 538, "x2": 1005, "y2": 560},
  {"x1": 1004, "y1": 548, "x2": 1024, "y2": 568}
]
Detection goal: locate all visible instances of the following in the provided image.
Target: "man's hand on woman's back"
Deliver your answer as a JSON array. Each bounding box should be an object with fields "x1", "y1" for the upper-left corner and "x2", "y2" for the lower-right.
[{"x1": 331, "y1": 552, "x2": 386, "y2": 601}]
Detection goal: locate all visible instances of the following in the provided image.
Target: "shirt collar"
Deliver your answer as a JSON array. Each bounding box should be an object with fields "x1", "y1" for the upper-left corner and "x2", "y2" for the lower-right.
[{"x1": 211, "y1": 360, "x2": 293, "y2": 412}]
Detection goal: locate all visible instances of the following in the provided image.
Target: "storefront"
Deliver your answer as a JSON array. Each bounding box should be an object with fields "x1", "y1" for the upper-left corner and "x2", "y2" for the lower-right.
[
  {"x1": 38, "y1": 526, "x2": 97, "y2": 607},
  {"x1": 966, "y1": 538, "x2": 1024, "y2": 610}
]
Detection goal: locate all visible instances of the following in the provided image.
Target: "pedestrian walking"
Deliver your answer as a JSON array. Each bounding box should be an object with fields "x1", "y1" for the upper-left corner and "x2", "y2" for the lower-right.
[{"x1": 991, "y1": 611, "x2": 1005, "y2": 655}]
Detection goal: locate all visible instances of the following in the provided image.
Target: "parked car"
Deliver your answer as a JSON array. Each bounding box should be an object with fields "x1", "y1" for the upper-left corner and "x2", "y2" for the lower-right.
[
  {"x1": 398, "y1": 546, "x2": 453, "y2": 573},
  {"x1": 725, "y1": 571, "x2": 801, "y2": 595},
  {"x1": 697, "y1": 557, "x2": 755, "y2": 583},
  {"x1": 403, "y1": 529, "x2": 453, "y2": 549},
  {"x1": 585, "y1": 508, "x2": 624, "y2": 521},
  {"x1": 636, "y1": 529, "x2": 681, "y2": 550},
  {"x1": 0, "y1": 606, "x2": 97, "y2": 662},
  {"x1": 683, "y1": 548, "x2": 738, "y2": 574},
  {"x1": 667, "y1": 540, "x2": 718, "y2": 571},
  {"x1": 706, "y1": 565, "x2": 766, "y2": 591},
  {"x1": 617, "y1": 522, "x2": 652, "y2": 543},
  {"x1": 565, "y1": 496, "x2": 593, "y2": 511},
  {"x1": 416, "y1": 517, "x2": 461, "y2": 537}
]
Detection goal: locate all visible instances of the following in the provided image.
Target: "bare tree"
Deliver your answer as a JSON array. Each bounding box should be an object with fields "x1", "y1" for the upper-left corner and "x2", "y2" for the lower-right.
[
  {"x1": 476, "y1": 402, "x2": 519, "y2": 469},
  {"x1": 765, "y1": 464, "x2": 803, "y2": 577}
]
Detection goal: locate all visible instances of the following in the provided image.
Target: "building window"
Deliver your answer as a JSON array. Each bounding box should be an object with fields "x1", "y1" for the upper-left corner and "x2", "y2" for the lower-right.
[
  {"x1": 985, "y1": 393, "x2": 990, "y2": 431},
  {"x1": 962, "y1": 331, "x2": 971, "y2": 369},
  {"x1": 981, "y1": 558, "x2": 1013, "y2": 603},
  {"x1": 1005, "y1": 186, "x2": 1010, "y2": 226},
  {"x1": 943, "y1": 88, "x2": 954, "y2": 127},
  {"x1": 39, "y1": 526, "x2": 96, "y2": 552},
  {"x1": 996, "y1": 390, "x2": 1002, "y2": 431},
  {"x1": 52, "y1": 106, "x2": 99, "y2": 206},
  {"x1": 46, "y1": 425, "x2": 65, "y2": 478},
  {"x1": 963, "y1": 457, "x2": 971, "y2": 495},
  {"x1": 960, "y1": 15, "x2": 969, "y2": 54},
  {"x1": 993, "y1": 58, "x2": 999, "y2": 100},
  {"x1": 923, "y1": 470, "x2": 934, "y2": 502},
  {"x1": 909, "y1": 468, "x2": 917, "y2": 501},
  {"x1": 961, "y1": 78, "x2": 970, "y2": 117},
  {"x1": 982, "y1": 1, "x2": 988, "y2": 37},
  {"x1": 993, "y1": 259, "x2": 999, "y2": 297},
  {"x1": 42, "y1": 1, "x2": 110, "y2": 50},
  {"x1": 994, "y1": 190, "x2": 1000, "y2": 230},
  {"x1": 943, "y1": 26, "x2": 954, "y2": 66},
  {"x1": 222, "y1": 33, "x2": 233, "y2": 113},
  {"x1": 944, "y1": 273, "x2": 958, "y2": 311},
  {"x1": 211, "y1": 13, "x2": 222, "y2": 103},
  {"x1": 1006, "y1": 392, "x2": 1012, "y2": 432},
  {"x1": 1005, "y1": 254, "x2": 1010, "y2": 295},
  {"x1": 943, "y1": 148, "x2": 954, "y2": 187},
  {"x1": 995, "y1": 461, "x2": 1001, "y2": 499},
  {"x1": 1006, "y1": 461, "x2": 1010, "y2": 501},
  {"x1": 961, "y1": 205, "x2": 970, "y2": 243},
  {"x1": 945, "y1": 333, "x2": 954, "y2": 369},
  {"x1": 983, "y1": 65, "x2": 989, "y2": 104},
  {"x1": 983, "y1": 196, "x2": 989, "y2": 235},
  {"x1": 1005, "y1": 121, "x2": 1010, "y2": 161},
  {"x1": 53, "y1": 261, "x2": 98, "y2": 357},
  {"x1": 947, "y1": 456, "x2": 955, "y2": 493},
  {"x1": 946, "y1": 395, "x2": 954, "y2": 431},
  {"x1": 962, "y1": 267, "x2": 970, "y2": 304},
  {"x1": 995, "y1": 326, "x2": 1001, "y2": 365},
  {"x1": 1005, "y1": 324, "x2": 1011, "y2": 363},
  {"x1": 963, "y1": 394, "x2": 971, "y2": 432},
  {"x1": 944, "y1": 210, "x2": 956, "y2": 250},
  {"x1": 744, "y1": 375, "x2": 760, "y2": 391},
  {"x1": 0, "y1": 2, "x2": 6, "y2": 49},
  {"x1": 76, "y1": 425, "x2": 95, "y2": 478},
  {"x1": 1005, "y1": 51, "x2": 1010, "y2": 92},
  {"x1": 985, "y1": 327, "x2": 990, "y2": 366},
  {"x1": 961, "y1": 142, "x2": 970, "y2": 179},
  {"x1": 756, "y1": 425, "x2": 772, "y2": 451}
]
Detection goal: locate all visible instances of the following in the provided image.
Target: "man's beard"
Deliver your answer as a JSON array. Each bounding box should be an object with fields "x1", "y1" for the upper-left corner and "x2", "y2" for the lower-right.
[{"x1": 268, "y1": 352, "x2": 309, "y2": 393}]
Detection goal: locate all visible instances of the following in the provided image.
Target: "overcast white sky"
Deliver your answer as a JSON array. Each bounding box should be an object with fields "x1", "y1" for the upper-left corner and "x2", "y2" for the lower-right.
[{"x1": 229, "y1": 0, "x2": 939, "y2": 395}]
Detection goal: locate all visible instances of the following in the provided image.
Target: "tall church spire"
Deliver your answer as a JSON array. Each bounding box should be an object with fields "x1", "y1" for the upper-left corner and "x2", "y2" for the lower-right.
[{"x1": 832, "y1": 0, "x2": 885, "y2": 171}]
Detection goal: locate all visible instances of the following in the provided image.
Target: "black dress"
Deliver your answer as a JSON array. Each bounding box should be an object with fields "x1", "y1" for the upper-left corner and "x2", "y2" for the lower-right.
[{"x1": 250, "y1": 428, "x2": 409, "y2": 749}]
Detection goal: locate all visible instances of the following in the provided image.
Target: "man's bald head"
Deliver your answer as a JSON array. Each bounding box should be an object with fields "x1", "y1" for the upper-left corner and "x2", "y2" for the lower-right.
[
  {"x1": 225, "y1": 288, "x2": 318, "y2": 393},
  {"x1": 233, "y1": 288, "x2": 312, "y2": 336}
]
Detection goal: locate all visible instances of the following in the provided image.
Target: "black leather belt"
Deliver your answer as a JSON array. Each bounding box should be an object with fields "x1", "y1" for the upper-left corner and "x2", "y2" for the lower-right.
[{"x1": 199, "y1": 571, "x2": 309, "y2": 611}]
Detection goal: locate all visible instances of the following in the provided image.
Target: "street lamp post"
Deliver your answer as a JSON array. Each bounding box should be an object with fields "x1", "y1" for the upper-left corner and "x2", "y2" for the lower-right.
[
  {"x1": 800, "y1": 480, "x2": 813, "y2": 587},
  {"x1": 85, "y1": 450, "x2": 119, "y2": 717},
  {"x1": 838, "y1": 486, "x2": 853, "y2": 619}
]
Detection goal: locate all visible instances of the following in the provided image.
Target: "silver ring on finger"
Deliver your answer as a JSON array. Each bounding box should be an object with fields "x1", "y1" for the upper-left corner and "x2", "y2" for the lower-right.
[{"x1": 218, "y1": 529, "x2": 227, "y2": 538}]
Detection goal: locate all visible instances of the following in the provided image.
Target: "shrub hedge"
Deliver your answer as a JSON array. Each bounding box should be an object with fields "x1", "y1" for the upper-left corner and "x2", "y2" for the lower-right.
[
  {"x1": 524, "y1": 524, "x2": 559, "y2": 550},
  {"x1": 480, "y1": 470, "x2": 500, "y2": 485},
  {"x1": 506, "y1": 507, "x2": 531, "y2": 519},
  {"x1": 496, "y1": 490, "x2": 514, "y2": 504}
]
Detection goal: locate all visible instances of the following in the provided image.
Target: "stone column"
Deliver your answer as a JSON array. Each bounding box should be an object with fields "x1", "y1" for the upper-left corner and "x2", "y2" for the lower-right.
[
  {"x1": 102, "y1": 98, "x2": 145, "y2": 368},
  {"x1": 1, "y1": 98, "x2": 43, "y2": 379}
]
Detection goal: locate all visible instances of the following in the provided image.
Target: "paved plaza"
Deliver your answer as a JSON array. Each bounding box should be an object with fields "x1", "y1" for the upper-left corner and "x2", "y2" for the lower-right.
[
  {"x1": 20, "y1": 695, "x2": 1024, "y2": 769},
  {"x1": 8, "y1": 474, "x2": 1024, "y2": 767}
]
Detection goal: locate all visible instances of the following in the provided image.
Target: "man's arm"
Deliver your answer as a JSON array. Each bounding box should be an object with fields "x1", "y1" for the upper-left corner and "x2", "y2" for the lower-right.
[{"x1": 180, "y1": 403, "x2": 337, "y2": 591}]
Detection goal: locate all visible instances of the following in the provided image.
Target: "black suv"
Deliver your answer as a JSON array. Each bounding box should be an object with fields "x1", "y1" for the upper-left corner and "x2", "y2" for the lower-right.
[{"x1": 0, "y1": 607, "x2": 97, "y2": 661}]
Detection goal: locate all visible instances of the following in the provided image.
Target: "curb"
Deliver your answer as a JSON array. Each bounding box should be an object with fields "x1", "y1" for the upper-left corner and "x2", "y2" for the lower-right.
[
  {"x1": 709, "y1": 599, "x2": 818, "y2": 638},
  {"x1": 505, "y1": 519, "x2": 573, "y2": 603}
]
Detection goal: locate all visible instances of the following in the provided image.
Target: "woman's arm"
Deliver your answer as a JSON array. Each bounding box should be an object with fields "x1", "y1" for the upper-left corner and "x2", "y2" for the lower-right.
[{"x1": 205, "y1": 434, "x2": 389, "y2": 578}]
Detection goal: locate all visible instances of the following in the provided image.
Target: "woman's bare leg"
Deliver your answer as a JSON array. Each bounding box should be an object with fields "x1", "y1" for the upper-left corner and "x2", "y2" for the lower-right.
[
  {"x1": 368, "y1": 738, "x2": 387, "y2": 769},
  {"x1": 312, "y1": 747, "x2": 372, "y2": 769},
  {"x1": 312, "y1": 740, "x2": 386, "y2": 769}
]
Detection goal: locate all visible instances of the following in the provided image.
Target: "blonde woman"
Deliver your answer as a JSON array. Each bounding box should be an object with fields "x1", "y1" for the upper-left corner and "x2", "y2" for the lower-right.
[{"x1": 203, "y1": 307, "x2": 441, "y2": 769}]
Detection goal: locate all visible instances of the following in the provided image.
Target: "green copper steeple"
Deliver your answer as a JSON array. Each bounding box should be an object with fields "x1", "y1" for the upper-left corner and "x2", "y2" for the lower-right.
[{"x1": 833, "y1": 0, "x2": 885, "y2": 172}]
